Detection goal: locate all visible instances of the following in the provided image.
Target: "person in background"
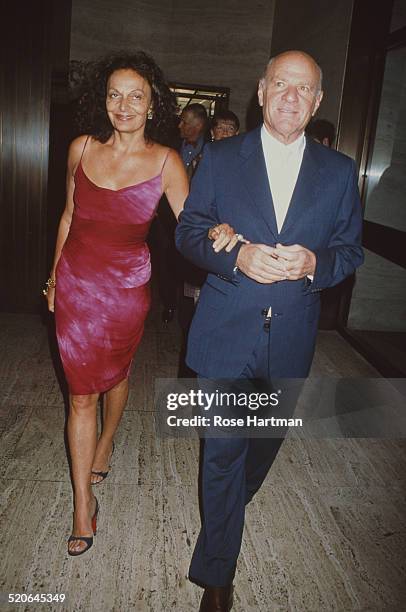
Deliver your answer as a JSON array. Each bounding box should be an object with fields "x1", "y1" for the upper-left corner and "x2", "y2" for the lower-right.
[
  {"x1": 179, "y1": 103, "x2": 209, "y2": 177},
  {"x1": 157, "y1": 103, "x2": 209, "y2": 324},
  {"x1": 306, "y1": 117, "x2": 335, "y2": 147},
  {"x1": 210, "y1": 109, "x2": 240, "y2": 141},
  {"x1": 175, "y1": 103, "x2": 210, "y2": 372}
]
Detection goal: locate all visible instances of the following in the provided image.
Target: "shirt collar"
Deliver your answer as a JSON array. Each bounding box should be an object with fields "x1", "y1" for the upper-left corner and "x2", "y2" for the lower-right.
[
  {"x1": 261, "y1": 124, "x2": 305, "y2": 156},
  {"x1": 181, "y1": 135, "x2": 204, "y2": 151}
]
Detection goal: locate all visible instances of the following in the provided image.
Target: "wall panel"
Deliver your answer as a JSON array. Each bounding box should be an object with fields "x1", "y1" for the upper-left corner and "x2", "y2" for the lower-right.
[
  {"x1": 70, "y1": 0, "x2": 276, "y2": 128},
  {"x1": 1, "y1": 3, "x2": 52, "y2": 312},
  {"x1": 0, "y1": 1, "x2": 72, "y2": 313},
  {"x1": 270, "y1": 0, "x2": 354, "y2": 128}
]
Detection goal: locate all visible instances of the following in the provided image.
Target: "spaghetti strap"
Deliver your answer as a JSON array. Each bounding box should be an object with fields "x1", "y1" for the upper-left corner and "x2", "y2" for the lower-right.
[
  {"x1": 80, "y1": 135, "x2": 90, "y2": 164},
  {"x1": 160, "y1": 148, "x2": 171, "y2": 174}
]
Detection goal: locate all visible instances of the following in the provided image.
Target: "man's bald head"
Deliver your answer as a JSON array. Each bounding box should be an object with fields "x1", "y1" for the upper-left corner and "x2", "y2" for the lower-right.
[{"x1": 264, "y1": 51, "x2": 323, "y2": 94}]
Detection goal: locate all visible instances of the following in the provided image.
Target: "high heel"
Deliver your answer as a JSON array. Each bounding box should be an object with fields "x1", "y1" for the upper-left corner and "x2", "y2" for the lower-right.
[
  {"x1": 68, "y1": 497, "x2": 99, "y2": 556},
  {"x1": 91, "y1": 441, "x2": 115, "y2": 485}
]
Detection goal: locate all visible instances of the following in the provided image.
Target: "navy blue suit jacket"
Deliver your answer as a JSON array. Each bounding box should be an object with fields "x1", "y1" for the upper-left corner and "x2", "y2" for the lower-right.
[{"x1": 175, "y1": 127, "x2": 364, "y2": 378}]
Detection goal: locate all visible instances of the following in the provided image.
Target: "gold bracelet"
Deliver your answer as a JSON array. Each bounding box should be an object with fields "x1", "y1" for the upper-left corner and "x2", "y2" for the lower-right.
[{"x1": 42, "y1": 277, "x2": 56, "y2": 296}]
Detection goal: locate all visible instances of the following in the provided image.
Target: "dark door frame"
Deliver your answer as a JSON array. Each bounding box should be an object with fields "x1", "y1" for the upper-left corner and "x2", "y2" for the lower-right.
[{"x1": 336, "y1": 0, "x2": 406, "y2": 376}]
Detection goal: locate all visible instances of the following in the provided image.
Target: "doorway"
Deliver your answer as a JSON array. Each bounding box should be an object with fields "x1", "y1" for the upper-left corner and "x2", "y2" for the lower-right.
[{"x1": 339, "y1": 1, "x2": 406, "y2": 376}]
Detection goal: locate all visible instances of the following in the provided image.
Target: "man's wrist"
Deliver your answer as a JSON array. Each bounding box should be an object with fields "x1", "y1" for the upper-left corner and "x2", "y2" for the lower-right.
[
  {"x1": 308, "y1": 250, "x2": 317, "y2": 276},
  {"x1": 236, "y1": 243, "x2": 247, "y2": 269}
]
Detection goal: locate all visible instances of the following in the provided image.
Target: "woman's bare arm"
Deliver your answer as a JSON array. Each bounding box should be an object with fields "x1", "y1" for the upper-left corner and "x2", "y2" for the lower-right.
[
  {"x1": 162, "y1": 149, "x2": 237, "y2": 251},
  {"x1": 162, "y1": 149, "x2": 189, "y2": 221},
  {"x1": 46, "y1": 135, "x2": 86, "y2": 311}
]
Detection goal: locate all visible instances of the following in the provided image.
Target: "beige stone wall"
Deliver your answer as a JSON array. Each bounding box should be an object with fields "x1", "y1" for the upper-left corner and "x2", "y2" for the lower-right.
[
  {"x1": 70, "y1": 0, "x2": 276, "y2": 129},
  {"x1": 270, "y1": 0, "x2": 354, "y2": 129}
]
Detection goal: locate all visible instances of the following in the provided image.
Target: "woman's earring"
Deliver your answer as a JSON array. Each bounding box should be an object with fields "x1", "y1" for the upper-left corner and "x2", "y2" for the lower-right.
[{"x1": 147, "y1": 108, "x2": 154, "y2": 120}]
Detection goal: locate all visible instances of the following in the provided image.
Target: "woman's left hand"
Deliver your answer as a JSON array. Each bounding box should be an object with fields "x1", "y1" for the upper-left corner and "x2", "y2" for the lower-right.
[{"x1": 208, "y1": 223, "x2": 250, "y2": 253}]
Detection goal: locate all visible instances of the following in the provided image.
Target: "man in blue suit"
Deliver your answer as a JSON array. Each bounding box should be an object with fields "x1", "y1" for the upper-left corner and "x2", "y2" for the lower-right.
[{"x1": 176, "y1": 50, "x2": 363, "y2": 611}]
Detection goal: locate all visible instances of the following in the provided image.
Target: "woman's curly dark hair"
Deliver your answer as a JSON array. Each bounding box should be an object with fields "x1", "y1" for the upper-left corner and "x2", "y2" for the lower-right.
[{"x1": 75, "y1": 51, "x2": 177, "y2": 144}]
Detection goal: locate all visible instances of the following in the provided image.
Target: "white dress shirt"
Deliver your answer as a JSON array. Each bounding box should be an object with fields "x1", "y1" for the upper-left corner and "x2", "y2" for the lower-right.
[{"x1": 261, "y1": 125, "x2": 306, "y2": 233}]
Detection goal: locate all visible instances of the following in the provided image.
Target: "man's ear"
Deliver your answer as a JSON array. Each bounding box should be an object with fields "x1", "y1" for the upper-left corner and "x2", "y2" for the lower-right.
[
  {"x1": 258, "y1": 79, "x2": 264, "y2": 107},
  {"x1": 312, "y1": 90, "x2": 323, "y2": 116}
]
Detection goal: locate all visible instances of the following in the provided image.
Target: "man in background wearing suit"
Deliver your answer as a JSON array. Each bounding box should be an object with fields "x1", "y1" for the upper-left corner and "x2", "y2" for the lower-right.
[
  {"x1": 157, "y1": 103, "x2": 208, "y2": 326},
  {"x1": 176, "y1": 51, "x2": 364, "y2": 611}
]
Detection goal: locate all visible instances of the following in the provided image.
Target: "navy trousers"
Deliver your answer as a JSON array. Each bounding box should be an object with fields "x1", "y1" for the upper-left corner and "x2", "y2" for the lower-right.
[{"x1": 189, "y1": 326, "x2": 293, "y2": 587}]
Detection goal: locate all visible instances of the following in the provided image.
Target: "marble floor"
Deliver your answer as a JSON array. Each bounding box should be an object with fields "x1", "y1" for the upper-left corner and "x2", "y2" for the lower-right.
[{"x1": 0, "y1": 304, "x2": 405, "y2": 612}]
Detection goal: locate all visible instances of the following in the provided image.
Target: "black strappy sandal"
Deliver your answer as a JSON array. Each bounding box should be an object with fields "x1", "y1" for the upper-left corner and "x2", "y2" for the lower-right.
[
  {"x1": 91, "y1": 441, "x2": 115, "y2": 485},
  {"x1": 68, "y1": 497, "x2": 99, "y2": 557}
]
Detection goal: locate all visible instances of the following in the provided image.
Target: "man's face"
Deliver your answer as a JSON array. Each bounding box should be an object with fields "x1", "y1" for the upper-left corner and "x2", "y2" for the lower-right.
[
  {"x1": 178, "y1": 110, "x2": 204, "y2": 143},
  {"x1": 258, "y1": 53, "x2": 323, "y2": 144}
]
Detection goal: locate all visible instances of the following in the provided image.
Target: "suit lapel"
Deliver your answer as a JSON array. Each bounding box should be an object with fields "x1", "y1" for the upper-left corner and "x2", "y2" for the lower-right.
[
  {"x1": 238, "y1": 128, "x2": 279, "y2": 241},
  {"x1": 280, "y1": 138, "x2": 325, "y2": 236}
]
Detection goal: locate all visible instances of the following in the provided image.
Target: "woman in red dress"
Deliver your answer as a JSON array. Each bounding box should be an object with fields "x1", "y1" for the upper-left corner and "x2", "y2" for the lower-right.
[{"x1": 45, "y1": 52, "x2": 236, "y2": 556}]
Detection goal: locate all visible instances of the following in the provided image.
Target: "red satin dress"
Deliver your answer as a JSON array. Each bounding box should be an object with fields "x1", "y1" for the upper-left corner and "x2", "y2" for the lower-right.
[{"x1": 55, "y1": 156, "x2": 164, "y2": 394}]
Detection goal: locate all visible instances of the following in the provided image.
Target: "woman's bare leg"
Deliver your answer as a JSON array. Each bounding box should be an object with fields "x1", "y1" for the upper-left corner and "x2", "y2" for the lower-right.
[
  {"x1": 67, "y1": 392, "x2": 99, "y2": 554},
  {"x1": 91, "y1": 378, "x2": 128, "y2": 484}
]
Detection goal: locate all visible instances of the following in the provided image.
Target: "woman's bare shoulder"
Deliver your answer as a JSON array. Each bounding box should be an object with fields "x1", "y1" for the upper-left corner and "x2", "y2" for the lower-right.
[
  {"x1": 161, "y1": 147, "x2": 188, "y2": 193},
  {"x1": 162, "y1": 147, "x2": 183, "y2": 169},
  {"x1": 152, "y1": 143, "x2": 180, "y2": 161},
  {"x1": 149, "y1": 142, "x2": 171, "y2": 158},
  {"x1": 147, "y1": 143, "x2": 181, "y2": 172},
  {"x1": 67, "y1": 135, "x2": 93, "y2": 172},
  {"x1": 69, "y1": 134, "x2": 90, "y2": 155}
]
